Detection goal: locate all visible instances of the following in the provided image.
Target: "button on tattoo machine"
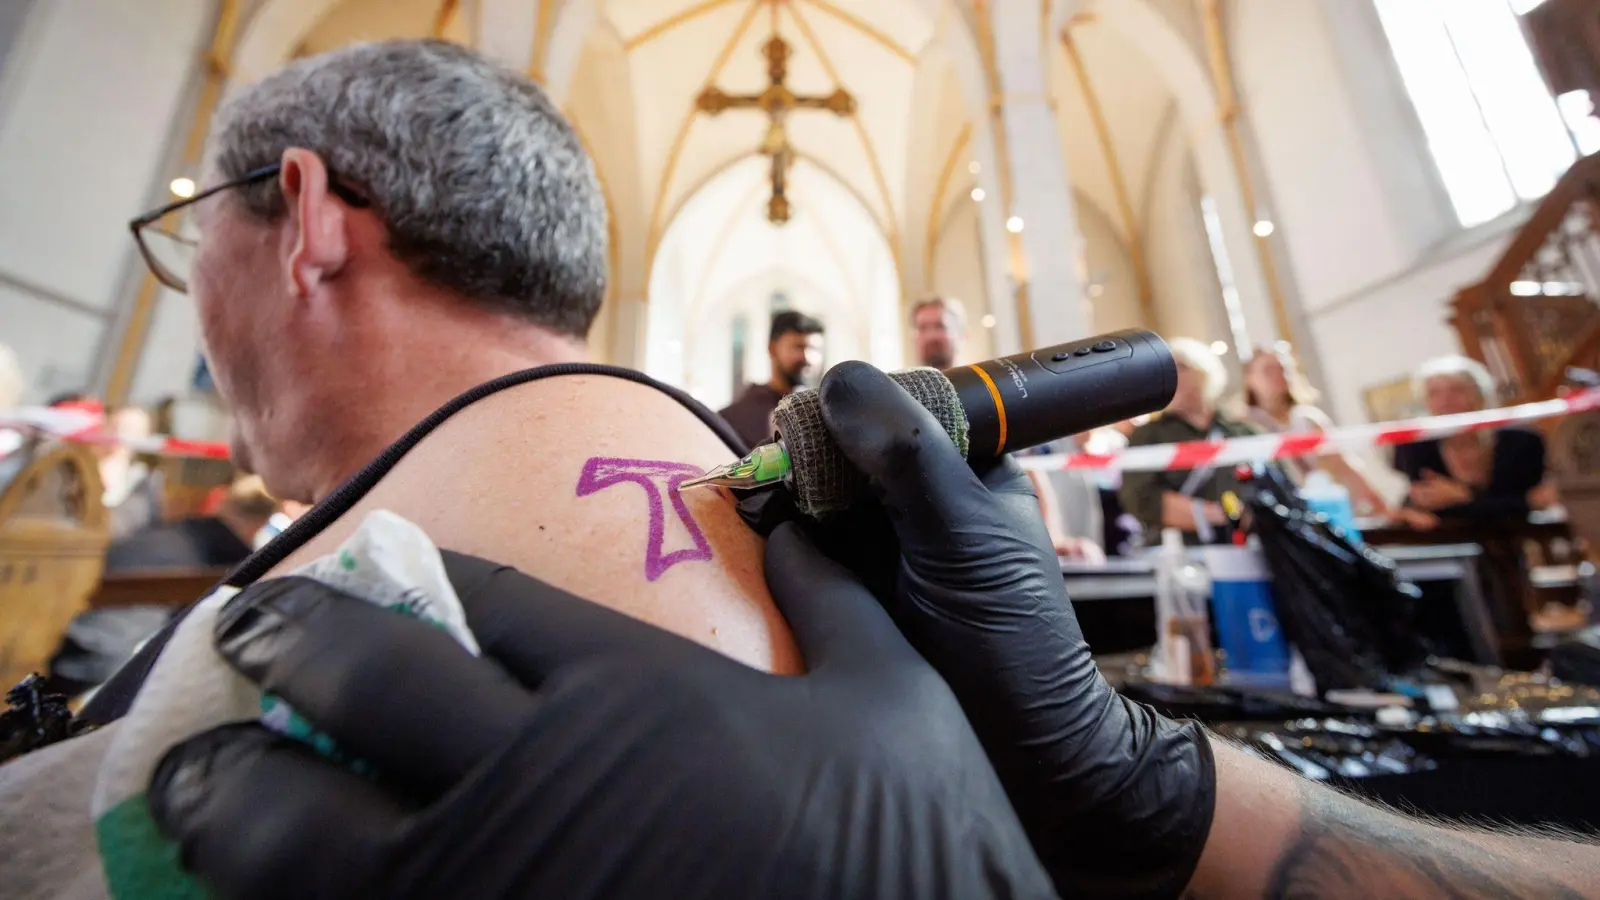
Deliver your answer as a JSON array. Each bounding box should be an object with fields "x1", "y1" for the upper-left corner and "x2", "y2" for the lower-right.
[{"x1": 683, "y1": 328, "x2": 1178, "y2": 518}]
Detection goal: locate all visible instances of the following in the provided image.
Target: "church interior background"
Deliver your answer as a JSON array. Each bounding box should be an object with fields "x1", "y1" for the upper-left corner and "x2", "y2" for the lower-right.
[{"x1": 1, "y1": 0, "x2": 1598, "y2": 433}]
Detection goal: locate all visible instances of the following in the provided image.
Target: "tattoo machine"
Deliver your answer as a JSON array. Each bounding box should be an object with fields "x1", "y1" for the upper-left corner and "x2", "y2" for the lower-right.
[{"x1": 683, "y1": 328, "x2": 1178, "y2": 518}]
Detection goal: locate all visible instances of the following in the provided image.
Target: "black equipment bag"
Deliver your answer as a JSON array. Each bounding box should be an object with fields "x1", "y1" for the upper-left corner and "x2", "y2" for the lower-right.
[{"x1": 1240, "y1": 465, "x2": 1430, "y2": 691}]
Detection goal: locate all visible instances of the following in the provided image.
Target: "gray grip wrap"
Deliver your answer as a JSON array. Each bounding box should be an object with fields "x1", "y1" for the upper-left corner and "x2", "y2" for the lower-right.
[{"x1": 772, "y1": 367, "x2": 970, "y2": 518}]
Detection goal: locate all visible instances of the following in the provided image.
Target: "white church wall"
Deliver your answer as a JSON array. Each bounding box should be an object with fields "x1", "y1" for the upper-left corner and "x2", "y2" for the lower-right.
[
  {"x1": 1233, "y1": 0, "x2": 1441, "y2": 313},
  {"x1": 563, "y1": 22, "x2": 649, "y2": 366},
  {"x1": 1142, "y1": 127, "x2": 1231, "y2": 350},
  {"x1": 0, "y1": 0, "x2": 211, "y2": 402},
  {"x1": 867, "y1": 247, "x2": 905, "y2": 370},
  {"x1": 903, "y1": 49, "x2": 970, "y2": 299},
  {"x1": 930, "y1": 198, "x2": 996, "y2": 364},
  {"x1": 644, "y1": 241, "x2": 690, "y2": 387},
  {"x1": 130, "y1": 290, "x2": 203, "y2": 404},
  {"x1": 1073, "y1": 192, "x2": 1141, "y2": 335},
  {"x1": 1231, "y1": 0, "x2": 1520, "y2": 424},
  {"x1": 1308, "y1": 234, "x2": 1513, "y2": 427}
]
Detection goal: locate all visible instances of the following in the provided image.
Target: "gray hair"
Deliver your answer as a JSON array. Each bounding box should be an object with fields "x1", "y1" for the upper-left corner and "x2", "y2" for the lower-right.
[
  {"x1": 209, "y1": 39, "x2": 607, "y2": 337},
  {"x1": 1413, "y1": 354, "x2": 1497, "y2": 407},
  {"x1": 1168, "y1": 337, "x2": 1228, "y2": 404},
  {"x1": 909, "y1": 296, "x2": 967, "y2": 333}
]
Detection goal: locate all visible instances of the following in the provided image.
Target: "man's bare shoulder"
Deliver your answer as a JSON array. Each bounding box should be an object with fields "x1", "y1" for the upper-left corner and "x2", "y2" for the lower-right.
[{"x1": 269, "y1": 374, "x2": 801, "y2": 674}]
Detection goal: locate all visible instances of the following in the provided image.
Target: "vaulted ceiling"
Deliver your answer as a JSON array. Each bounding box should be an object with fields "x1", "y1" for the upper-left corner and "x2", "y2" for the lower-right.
[
  {"x1": 608, "y1": 0, "x2": 933, "y2": 244},
  {"x1": 262, "y1": 0, "x2": 1204, "y2": 345}
]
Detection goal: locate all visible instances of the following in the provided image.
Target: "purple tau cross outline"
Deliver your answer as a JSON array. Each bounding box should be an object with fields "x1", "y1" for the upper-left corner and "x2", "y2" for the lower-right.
[{"x1": 576, "y1": 457, "x2": 714, "y2": 581}]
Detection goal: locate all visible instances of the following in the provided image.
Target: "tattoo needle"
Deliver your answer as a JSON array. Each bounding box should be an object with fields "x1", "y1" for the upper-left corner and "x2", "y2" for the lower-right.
[{"x1": 681, "y1": 442, "x2": 792, "y2": 491}]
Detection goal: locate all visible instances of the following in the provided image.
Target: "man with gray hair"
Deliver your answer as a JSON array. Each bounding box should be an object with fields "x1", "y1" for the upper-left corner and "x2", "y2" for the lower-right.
[{"x1": 101, "y1": 39, "x2": 801, "y2": 732}]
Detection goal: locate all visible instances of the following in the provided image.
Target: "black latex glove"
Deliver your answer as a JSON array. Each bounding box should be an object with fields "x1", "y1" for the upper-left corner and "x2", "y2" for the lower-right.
[
  {"x1": 147, "y1": 530, "x2": 1057, "y2": 900},
  {"x1": 745, "y1": 360, "x2": 1217, "y2": 900}
]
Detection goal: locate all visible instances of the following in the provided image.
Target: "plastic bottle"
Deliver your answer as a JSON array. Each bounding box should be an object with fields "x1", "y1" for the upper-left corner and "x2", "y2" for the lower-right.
[
  {"x1": 1300, "y1": 469, "x2": 1363, "y2": 546},
  {"x1": 1153, "y1": 530, "x2": 1186, "y2": 684},
  {"x1": 1154, "y1": 529, "x2": 1216, "y2": 685}
]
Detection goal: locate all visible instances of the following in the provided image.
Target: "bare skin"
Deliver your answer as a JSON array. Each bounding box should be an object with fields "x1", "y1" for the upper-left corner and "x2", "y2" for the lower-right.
[
  {"x1": 188, "y1": 147, "x2": 798, "y2": 674},
  {"x1": 263, "y1": 374, "x2": 800, "y2": 674}
]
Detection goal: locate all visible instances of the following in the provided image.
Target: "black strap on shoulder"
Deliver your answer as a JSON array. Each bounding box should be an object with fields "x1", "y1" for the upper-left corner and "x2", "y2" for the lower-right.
[{"x1": 78, "y1": 363, "x2": 745, "y2": 727}]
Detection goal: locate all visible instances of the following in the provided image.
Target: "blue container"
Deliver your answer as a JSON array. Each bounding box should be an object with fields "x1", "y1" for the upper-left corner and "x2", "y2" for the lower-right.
[
  {"x1": 1300, "y1": 471, "x2": 1363, "y2": 547},
  {"x1": 1203, "y1": 546, "x2": 1292, "y2": 688}
]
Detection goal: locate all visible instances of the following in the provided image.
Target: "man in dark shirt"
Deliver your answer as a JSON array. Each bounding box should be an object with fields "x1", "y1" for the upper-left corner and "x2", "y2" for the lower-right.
[{"x1": 718, "y1": 310, "x2": 824, "y2": 448}]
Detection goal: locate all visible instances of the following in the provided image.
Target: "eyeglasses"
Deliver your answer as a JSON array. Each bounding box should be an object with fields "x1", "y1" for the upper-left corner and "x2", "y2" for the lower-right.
[{"x1": 128, "y1": 163, "x2": 370, "y2": 294}]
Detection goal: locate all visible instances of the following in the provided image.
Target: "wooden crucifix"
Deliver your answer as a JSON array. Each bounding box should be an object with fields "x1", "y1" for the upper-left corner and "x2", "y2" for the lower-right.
[{"x1": 695, "y1": 34, "x2": 855, "y2": 224}]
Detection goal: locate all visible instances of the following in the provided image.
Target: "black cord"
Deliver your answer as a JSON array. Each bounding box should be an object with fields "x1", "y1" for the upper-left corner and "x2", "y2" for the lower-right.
[{"x1": 78, "y1": 364, "x2": 744, "y2": 727}]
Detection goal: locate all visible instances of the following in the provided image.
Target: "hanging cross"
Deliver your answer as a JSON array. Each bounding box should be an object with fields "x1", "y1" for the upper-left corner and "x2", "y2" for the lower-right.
[{"x1": 695, "y1": 33, "x2": 855, "y2": 224}]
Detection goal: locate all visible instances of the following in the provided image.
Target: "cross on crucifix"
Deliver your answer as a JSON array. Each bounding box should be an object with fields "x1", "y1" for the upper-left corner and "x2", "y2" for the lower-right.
[{"x1": 695, "y1": 33, "x2": 855, "y2": 224}]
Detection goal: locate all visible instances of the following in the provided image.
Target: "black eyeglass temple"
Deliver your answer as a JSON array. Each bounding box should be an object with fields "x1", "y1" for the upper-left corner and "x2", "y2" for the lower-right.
[{"x1": 130, "y1": 162, "x2": 369, "y2": 231}]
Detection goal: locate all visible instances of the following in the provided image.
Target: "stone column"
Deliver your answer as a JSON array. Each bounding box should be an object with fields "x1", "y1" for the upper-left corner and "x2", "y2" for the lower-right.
[{"x1": 984, "y1": 0, "x2": 1089, "y2": 350}]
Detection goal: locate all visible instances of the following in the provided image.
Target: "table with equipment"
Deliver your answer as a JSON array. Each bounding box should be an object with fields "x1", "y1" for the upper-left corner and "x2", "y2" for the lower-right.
[{"x1": 1062, "y1": 544, "x2": 1500, "y2": 665}]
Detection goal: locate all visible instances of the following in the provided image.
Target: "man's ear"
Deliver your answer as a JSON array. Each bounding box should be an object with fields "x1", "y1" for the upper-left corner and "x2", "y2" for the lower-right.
[{"x1": 279, "y1": 148, "x2": 350, "y2": 298}]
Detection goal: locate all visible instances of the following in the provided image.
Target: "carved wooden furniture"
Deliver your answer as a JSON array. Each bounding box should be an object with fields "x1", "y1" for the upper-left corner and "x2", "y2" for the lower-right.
[
  {"x1": 0, "y1": 441, "x2": 110, "y2": 690},
  {"x1": 1363, "y1": 519, "x2": 1579, "y2": 669},
  {"x1": 1451, "y1": 155, "x2": 1600, "y2": 403},
  {"x1": 87, "y1": 568, "x2": 223, "y2": 610},
  {"x1": 1523, "y1": 0, "x2": 1600, "y2": 103},
  {"x1": 1451, "y1": 154, "x2": 1600, "y2": 551}
]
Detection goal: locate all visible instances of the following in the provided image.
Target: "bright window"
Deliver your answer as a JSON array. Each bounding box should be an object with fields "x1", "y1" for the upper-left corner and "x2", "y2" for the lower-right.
[
  {"x1": 1373, "y1": 0, "x2": 1594, "y2": 226},
  {"x1": 1199, "y1": 196, "x2": 1252, "y2": 358}
]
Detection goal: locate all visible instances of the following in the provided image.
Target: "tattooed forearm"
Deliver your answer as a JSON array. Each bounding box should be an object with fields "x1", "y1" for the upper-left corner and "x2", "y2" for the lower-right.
[{"x1": 1263, "y1": 778, "x2": 1598, "y2": 899}]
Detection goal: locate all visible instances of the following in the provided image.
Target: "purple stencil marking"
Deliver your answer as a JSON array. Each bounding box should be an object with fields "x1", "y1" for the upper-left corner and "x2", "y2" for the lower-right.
[{"x1": 576, "y1": 457, "x2": 713, "y2": 581}]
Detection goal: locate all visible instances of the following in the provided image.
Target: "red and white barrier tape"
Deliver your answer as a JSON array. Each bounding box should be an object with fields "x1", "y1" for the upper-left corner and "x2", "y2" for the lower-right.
[
  {"x1": 7, "y1": 384, "x2": 1600, "y2": 469},
  {"x1": 1017, "y1": 386, "x2": 1600, "y2": 474},
  {"x1": 0, "y1": 407, "x2": 231, "y2": 460}
]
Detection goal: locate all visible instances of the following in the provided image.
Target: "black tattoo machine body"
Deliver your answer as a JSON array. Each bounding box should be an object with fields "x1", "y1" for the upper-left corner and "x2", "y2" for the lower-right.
[{"x1": 685, "y1": 328, "x2": 1178, "y2": 517}]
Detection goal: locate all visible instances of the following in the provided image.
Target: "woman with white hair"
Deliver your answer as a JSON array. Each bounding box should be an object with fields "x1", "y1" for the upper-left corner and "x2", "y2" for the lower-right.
[
  {"x1": 1392, "y1": 355, "x2": 1554, "y2": 530},
  {"x1": 1119, "y1": 337, "x2": 1258, "y2": 544}
]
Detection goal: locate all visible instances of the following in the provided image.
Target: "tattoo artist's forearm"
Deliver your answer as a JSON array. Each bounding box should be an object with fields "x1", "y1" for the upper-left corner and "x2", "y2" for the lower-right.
[
  {"x1": 1260, "y1": 778, "x2": 1598, "y2": 899},
  {"x1": 1190, "y1": 740, "x2": 1600, "y2": 900}
]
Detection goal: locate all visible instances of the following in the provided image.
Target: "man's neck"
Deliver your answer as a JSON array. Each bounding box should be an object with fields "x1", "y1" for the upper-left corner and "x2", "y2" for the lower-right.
[
  {"x1": 766, "y1": 377, "x2": 793, "y2": 395},
  {"x1": 296, "y1": 311, "x2": 587, "y2": 502}
]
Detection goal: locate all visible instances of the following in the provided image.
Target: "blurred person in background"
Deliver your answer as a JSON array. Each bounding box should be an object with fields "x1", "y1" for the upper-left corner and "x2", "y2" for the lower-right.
[
  {"x1": 718, "y1": 310, "x2": 824, "y2": 448},
  {"x1": 1393, "y1": 355, "x2": 1556, "y2": 531},
  {"x1": 46, "y1": 475, "x2": 282, "y2": 697},
  {"x1": 910, "y1": 296, "x2": 1103, "y2": 560},
  {"x1": 99, "y1": 406, "x2": 167, "y2": 539},
  {"x1": 1241, "y1": 345, "x2": 1389, "y2": 515},
  {"x1": 1080, "y1": 420, "x2": 1142, "y2": 557},
  {"x1": 909, "y1": 295, "x2": 964, "y2": 369},
  {"x1": 1120, "y1": 338, "x2": 1256, "y2": 545}
]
